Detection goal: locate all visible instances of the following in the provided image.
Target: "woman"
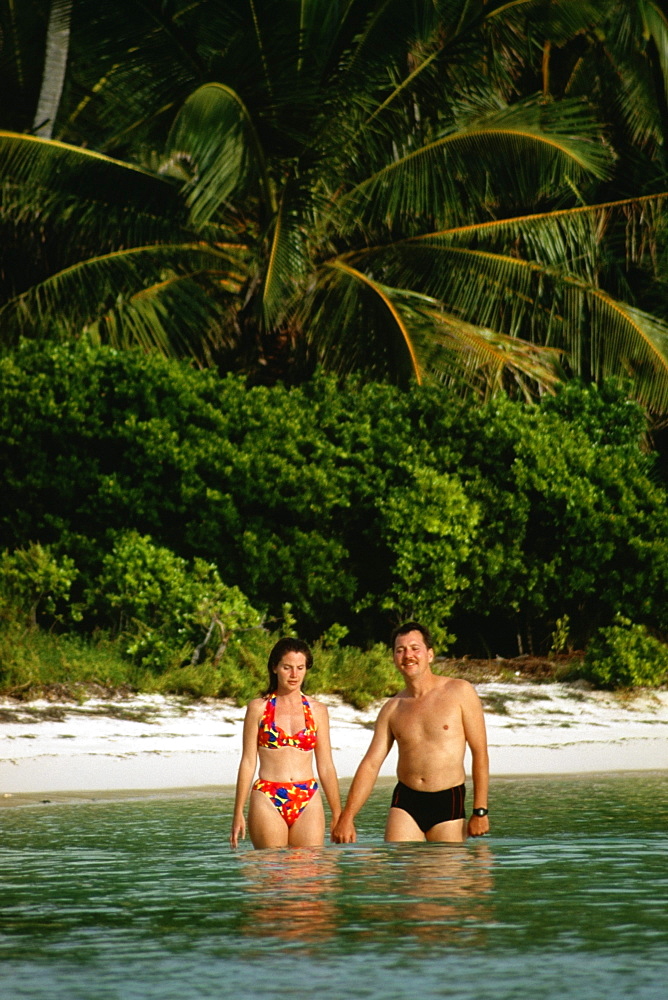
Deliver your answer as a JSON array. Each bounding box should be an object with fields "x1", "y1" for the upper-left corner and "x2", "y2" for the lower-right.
[{"x1": 230, "y1": 637, "x2": 341, "y2": 849}]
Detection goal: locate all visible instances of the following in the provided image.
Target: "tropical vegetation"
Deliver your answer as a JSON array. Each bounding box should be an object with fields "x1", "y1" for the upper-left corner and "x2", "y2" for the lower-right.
[
  {"x1": 2, "y1": 1, "x2": 668, "y2": 696},
  {"x1": 582, "y1": 615, "x2": 668, "y2": 689},
  {"x1": 1, "y1": 0, "x2": 668, "y2": 412},
  {"x1": 2, "y1": 342, "x2": 667, "y2": 665}
]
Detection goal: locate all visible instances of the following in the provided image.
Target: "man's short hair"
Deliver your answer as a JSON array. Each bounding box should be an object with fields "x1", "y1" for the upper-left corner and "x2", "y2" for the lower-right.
[{"x1": 390, "y1": 621, "x2": 434, "y2": 651}]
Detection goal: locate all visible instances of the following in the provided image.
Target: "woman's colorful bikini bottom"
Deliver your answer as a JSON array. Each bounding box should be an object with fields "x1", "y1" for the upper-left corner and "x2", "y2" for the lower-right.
[{"x1": 252, "y1": 777, "x2": 319, "y2": 827}]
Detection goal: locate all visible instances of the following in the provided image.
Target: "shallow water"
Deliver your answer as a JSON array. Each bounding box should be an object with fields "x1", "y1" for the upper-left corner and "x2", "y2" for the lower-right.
[{"x1": 1, "y1": 773, "x2": 667, "y2": 1000}]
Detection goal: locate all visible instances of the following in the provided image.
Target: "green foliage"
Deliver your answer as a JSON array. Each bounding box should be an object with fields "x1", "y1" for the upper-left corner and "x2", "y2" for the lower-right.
[
  {"x1": 91, "y1": 531, "x2": 264, "y2": 671},
  {"x1": 0, "y1": 542, "x2": 78, "y2": 626},
  {"x1": 550, "y1": 615, "x2": 571, "y2": 657},
  {"x1": 151, "y1": 627, "x2": 405, "y2": 709},
  {"x1": 583, "y1": 616, "x2": 668, "y2": 689},
  {"x1": 4, "y1": 2, "x2": 668, "y2": 412},
  {"x1": 320, "y1": 622, "x2": 349, "y2": 648},
  {"x1": 372, "y1": 467, "x2": 479, "y2": 650},
  {"x1": 308, "y1": 642, "x2": 404, "y2": 710},
  {"x1": 456, "y1": 391, "x2": 668, "y2": 652},
  {"x1": 210, "y1": 629, "x2": 276, "y2": 704},
  {"x1": 1, "y1": 341, "x2": 668, "y2": 660},
  {"x1": 540, "y1": 381, "x2": 648, "y2": 448},
  {"x1": 0, "y1": 624, "x2": 134, "y2": 694},
  {"x1": 145, "y1": 662, "x2": 230, "y2": 700}
]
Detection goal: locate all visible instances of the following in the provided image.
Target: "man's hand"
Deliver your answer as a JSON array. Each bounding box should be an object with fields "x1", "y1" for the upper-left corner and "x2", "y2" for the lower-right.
[
  {"x1": 331, "y1": 813, "x2": 357, "y2": 843},
  {"x1": 467, "y1": 813, "x2": 490, "y2": 838}
]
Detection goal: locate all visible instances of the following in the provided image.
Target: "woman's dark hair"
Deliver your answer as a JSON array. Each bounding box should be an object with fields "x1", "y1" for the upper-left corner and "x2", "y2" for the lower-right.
[
  {"x1": 263, "y1": 637, "x2": 314, "y2": 695},
  {"x1": 390, "y1": 621, "x2": 434, "y2": 652}
]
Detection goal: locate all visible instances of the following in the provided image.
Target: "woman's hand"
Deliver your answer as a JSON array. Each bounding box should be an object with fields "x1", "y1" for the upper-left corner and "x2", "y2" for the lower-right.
[
  {"x1": 329, "y1": 811, "x2": 341, "y2": 837},
  {"x1": 230, "y1": 814, "x2": 246, "y2": 849}
]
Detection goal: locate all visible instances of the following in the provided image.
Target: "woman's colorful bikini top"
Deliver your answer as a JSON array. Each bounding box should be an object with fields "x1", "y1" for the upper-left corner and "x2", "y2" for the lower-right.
[{"x1": 257, "y1": 695, "x2": 317, "y2": 751}]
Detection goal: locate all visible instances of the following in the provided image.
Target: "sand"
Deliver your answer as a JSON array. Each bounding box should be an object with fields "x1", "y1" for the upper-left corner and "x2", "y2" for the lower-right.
[{"x1": 2, "y1": 681, "x2": 668, "y2": 805}]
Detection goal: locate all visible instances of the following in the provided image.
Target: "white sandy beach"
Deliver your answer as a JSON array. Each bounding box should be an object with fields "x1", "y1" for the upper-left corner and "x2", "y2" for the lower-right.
[{"x1": 2, "y1": 681, "x2": 668, "y2": 804}]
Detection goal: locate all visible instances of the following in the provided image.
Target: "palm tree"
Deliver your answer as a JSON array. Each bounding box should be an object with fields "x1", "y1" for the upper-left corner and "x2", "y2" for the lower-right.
[
  {"x1": 33, "y1": 0, "x2": 73, "y2": 138},
  {"x1": 1, "y1": 0, "x2": 668, "y2": 411}
]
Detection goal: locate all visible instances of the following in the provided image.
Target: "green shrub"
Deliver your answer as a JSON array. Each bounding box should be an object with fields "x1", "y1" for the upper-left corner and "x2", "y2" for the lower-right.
[
  {"x1": 540, "y1": 379, "x2": 647, "y2": 448},
  {"x1": 147, "y1": 662, "x2": 226, "y2": 700},
  {"x1": 309, "y1": 641, "x2": 403, "y2": 709},
  {"x1": 583, "y1": 616, "x2": 668, "y2": 689},
  {"x1": 3, "y1": 341, "x2": 668, "y2": 658},
  {"x1": 91, "y1": 531, "x2": 263, "y2": 671},
  {"x1": 0, "y1": 624, "x2": 134, "y2": 694},
  {"x1": 214, "y1": 629, "x2": 276, "y2": 703},
  {"x1": 211, "y1": 629, "x2": 403, "y2": 708},
  {"x1": 456, "y1": 391, "x2": 668, "y2": 652},
  {"x1": 371, "y1": 466, "x2": 479, "y2": 650},
  {"x1": 0, "y1": 542, "x2": 79, "y2": 627}
]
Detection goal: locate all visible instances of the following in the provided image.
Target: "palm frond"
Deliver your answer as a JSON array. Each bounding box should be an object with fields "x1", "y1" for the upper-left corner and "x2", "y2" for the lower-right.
[
  {"x1": 488, "y1": 0, "x2": 610, "y2": 41},
  {"x1": 0, "y1": 130, "x2": 177, "y2": 211},
  {"x1": 407, "y1": 191, "x2": 668, "y2": 284},
  {"x1": 303, "y1": 259, "x2": 424, "y2": 385},
  {"x1": 33, "y1": 0, "x2": 72, "y2": 138},
  {"x1": 58, "y1": 0, "x2": 206, "y2": 149},
  {"x1": 333, "y1": 97, "x2": 614, "y2": 236},
  {"x1": 583, "y1": 293, "x2": 668, "y2": 413},
  {"x1": 305, "y1": 256, "x2": 564, "y2": 396},
  {"x1": 165, "y1": 82, "x2": 273, "y2": 224},
  {"x1": 260, "y1": 177, "x2": 312, "y2": 331},
  {"x1": 633, "y1": 1, "x2": 668, "y2": 106},
  {"x1": 87, "y1": 272, "x2": 241, "y2": 365},
  {"x1": 0, "y1": 242, "x2": 245, "y2": 347},
  {"x1": 351, "y1": 195, "x2": 668, "y2": 411},
  {"x1": 421, "y1": 309, "x2": 565, "y2": 402},
  {"x1": 586, "y1": 2, "x2": 668, "y2": 156},
  {"x1": 0, "y1": 130, "x2": 190, "y2": 300}
]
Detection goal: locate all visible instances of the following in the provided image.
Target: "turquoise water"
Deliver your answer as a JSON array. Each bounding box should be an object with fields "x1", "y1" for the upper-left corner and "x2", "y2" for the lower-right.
[{"x1": 1, "y1": 773, "x2": 667, "y2": 999}]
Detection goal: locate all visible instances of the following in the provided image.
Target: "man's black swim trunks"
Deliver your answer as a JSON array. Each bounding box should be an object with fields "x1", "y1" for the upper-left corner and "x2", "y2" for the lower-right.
[{"x1": 390, "y1": 781, "x2": 466, "y2": 833}]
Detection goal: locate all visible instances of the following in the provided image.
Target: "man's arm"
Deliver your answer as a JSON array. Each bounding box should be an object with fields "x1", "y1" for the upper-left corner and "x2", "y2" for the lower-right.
[
  {"x1": 461, "y1": 682, "x2": 490, "y2": 837},
  {"x1": 331, "y1": 701, "x2": 395, "y2": 843}
]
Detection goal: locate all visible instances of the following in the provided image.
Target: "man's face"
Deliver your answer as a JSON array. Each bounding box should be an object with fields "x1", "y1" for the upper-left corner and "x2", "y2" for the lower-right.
[{"x1": 393, "y1": 630, "x2": 434, "y2": 678}]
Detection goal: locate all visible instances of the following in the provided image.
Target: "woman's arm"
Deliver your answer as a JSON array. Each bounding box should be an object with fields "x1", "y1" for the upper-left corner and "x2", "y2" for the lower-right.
[
  {"x1": 313, "y1": 702, "x2": 342, "y2": 829},
  {"x1": 229, "y1": 700, "x2": 262, "y2": 848}
]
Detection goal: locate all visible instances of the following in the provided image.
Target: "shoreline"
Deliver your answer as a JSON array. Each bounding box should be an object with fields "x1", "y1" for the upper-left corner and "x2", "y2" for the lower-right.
[
  {"x1": 5, "y1": 769, "x2": 668, "y2": 811},
  {"x1": 2, "y1": 681, "x2": 668, "y2": 806}
]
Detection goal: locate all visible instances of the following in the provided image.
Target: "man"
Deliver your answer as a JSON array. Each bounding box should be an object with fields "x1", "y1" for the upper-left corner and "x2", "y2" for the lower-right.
[{"x1": 332, "y1": 622, "x2": 489, "y2": 843}]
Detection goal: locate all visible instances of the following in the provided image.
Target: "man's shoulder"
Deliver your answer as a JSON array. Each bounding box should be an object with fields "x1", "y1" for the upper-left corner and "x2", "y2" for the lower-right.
[
  {"x1": 376, "y1": 691, "x2": 406, "y2": 721},
  {"x1": 436, "y1": 675, "x2": 479, "y2": 700},
  {"x1": 380, "y1": 691, "x2": 405, "y2": 710}
]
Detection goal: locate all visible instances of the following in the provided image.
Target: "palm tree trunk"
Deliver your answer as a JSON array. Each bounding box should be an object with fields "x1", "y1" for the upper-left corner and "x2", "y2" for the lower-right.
[{"x1": 32, "y1": 0, "x2": 72, "y2": 138}]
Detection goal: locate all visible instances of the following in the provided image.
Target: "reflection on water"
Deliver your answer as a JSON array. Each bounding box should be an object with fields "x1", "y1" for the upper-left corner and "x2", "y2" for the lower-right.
[
  {"x1": 237, "y1": 841, "x2": 494, "y2": 947},
  {"x1": 239, "y1": 848, "x2": 340, "y2": 944},
  {"x1": 336, "y1": 841, "x2": 495, "y2": 946},
  {"x1": 1, "y1": 773, "x2": 667, "y2": 1000}
]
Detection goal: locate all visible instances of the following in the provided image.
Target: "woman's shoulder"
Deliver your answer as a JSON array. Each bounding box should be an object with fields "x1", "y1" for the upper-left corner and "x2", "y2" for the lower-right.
[
  {"x1": 245, "y1": 696, "x2": 268, "y2": 718},
  {"x1": 306, "y1": 695, "x2": 330, "y2": 721}
]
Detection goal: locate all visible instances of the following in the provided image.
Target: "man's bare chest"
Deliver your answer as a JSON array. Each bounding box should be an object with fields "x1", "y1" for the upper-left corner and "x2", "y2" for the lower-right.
[{"x1": 390, "y1": 697, "x2": 464, "y2": 746}]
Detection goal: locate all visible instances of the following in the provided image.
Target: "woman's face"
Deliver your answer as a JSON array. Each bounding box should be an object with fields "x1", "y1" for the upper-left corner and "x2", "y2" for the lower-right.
[{"x1": 273, "y1": 651, "x2": 308, "y2": 692}]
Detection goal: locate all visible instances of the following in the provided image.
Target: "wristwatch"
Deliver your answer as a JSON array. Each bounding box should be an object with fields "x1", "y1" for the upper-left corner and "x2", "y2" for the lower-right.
[{"x1": 471, "y1": 807, "x2": 489, "y2": 817}]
